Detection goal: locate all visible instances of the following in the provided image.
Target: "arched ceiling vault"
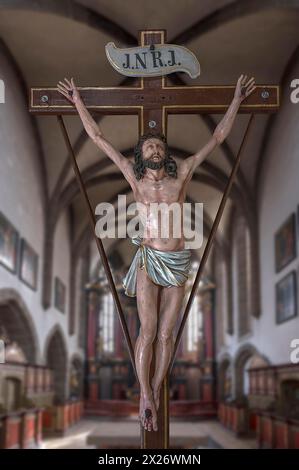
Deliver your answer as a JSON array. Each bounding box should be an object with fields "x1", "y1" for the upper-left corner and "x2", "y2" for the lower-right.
[{"x1": 0, "y1": 0, "x2": 298, "y2": 267}]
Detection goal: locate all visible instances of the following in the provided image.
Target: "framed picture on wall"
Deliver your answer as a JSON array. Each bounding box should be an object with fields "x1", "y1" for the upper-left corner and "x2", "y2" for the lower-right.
[
  {"x1": 19, "y1": 239, "x2": 38, "y2": 290},
  {"x1": 276, "y1": 271, "x2": 297, "y2": 324},
  {"x1": 275, "y1": 213, "x2": 296, "y2": 273},
  {"x1": 0, "y1": 212, "x2": 19, "y2": 274},
  {"x1": 54, "y1": 276, "x2": 66, "y2": 313}
]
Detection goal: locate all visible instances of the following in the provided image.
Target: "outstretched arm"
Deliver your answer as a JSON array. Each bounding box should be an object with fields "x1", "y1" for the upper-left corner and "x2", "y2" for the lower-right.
[
  {"x1": 180, "y1": 75, "x2": 256, "y2": 181},
  {"x1": 57, "y1": 78, "x2": 136, "y2": 189}
]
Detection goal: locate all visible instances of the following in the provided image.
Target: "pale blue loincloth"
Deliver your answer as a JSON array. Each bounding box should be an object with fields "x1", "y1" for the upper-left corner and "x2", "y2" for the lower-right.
[{"x1": 122, "y1": 236, "x2": 192, "y2": 297}]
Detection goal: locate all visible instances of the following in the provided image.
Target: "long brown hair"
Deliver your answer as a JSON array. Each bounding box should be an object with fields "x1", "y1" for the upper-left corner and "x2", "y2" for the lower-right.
[{"x1": 133, "y1": 133, "x2": 177, "y2": 180}]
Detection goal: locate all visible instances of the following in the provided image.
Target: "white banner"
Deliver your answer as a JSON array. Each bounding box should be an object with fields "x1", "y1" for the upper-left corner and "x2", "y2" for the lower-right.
[{"x1": 105, "y1": 42, "x2": 200, "y2": 78}]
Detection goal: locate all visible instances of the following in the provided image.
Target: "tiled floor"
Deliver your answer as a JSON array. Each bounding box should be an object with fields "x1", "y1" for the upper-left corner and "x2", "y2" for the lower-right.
[{"x1": 42, "y1": 418, "x2": 256, "y2": 449}]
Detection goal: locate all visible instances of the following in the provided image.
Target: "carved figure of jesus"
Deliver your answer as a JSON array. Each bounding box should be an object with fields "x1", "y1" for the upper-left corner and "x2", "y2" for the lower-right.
[{"x1": 58, "y1": 75, "x2": 255, "y2": 432}]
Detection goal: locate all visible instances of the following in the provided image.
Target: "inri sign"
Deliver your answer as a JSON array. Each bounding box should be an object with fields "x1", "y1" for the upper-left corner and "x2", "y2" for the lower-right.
[{"x1": 105, "y1": 42, "x2": 200, "y2": 79}]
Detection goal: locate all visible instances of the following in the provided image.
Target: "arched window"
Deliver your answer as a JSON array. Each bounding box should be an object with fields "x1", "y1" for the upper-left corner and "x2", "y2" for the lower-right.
[
  {"x1": 187, "y1": 294, "x2": 202, "y2": 352},
  {"x1": 235, "y1": 215, "x2": 251, "y2": 337},
  {"x1": 99, "y1": 291, "x2": 115, "y2": 354},
  {"x1": 185, "y1": 262, "x2": 203, "y2": 353},
  {"x1": 215, "y1": 257, "x2": 228, "y2": 348},
  {"x1": 4, "y1": 377, "x2": 22, "y2": 411},
  {"x1": 96, "y1": 264, "x2": 116, "y2": 356}
]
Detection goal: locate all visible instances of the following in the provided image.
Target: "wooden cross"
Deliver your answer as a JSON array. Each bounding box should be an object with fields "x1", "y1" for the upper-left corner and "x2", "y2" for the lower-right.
[{"x1": 29, "y1": 29, "x2": 279, "y2": 449}]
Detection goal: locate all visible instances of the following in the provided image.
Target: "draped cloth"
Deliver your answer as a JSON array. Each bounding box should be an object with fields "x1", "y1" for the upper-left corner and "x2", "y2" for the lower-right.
[{"x1": 122, "y1": 236, "x2": 192, "y2": 297}]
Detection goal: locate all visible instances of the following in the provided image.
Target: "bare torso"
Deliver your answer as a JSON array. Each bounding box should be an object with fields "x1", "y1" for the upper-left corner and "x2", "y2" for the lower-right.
[
  {"x1": 57, "y1": 74, "x2": 256, "y2": 433},
  {"x1": 132, "y1": 161, "x2": 188, "y2": 251}
]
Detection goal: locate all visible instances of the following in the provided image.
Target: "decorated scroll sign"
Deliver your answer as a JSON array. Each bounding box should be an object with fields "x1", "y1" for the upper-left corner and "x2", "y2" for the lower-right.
[{"x1": 105, "y1": 42, "x2": 200, "y2": 78}]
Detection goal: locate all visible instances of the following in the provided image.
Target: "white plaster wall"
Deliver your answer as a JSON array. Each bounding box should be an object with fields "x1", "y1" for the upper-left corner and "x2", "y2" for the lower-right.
[
  {"x1": 218, "y1": 58, "x2": 299, "y2": 366},
  {"x1": 256, "y1": 60, "x2": 299, "y2": 363},
  {"x1": 42, "y1": 212, "x2": 74, "y2": 357},
  {"x1": 0, "y1": 47, "x2": 45, "y2": 362},
  {"x1": 0, "y1": 47, "x2": 83, "y2": 366},
  {"x1": 74, "y1": 257, "x2": 83, "y2": 343}
]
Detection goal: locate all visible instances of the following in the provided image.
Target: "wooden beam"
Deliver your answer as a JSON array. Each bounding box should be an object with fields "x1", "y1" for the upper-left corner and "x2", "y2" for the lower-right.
[{"x1": 29, "y1": 84, "x2": 279, "y2": 115}]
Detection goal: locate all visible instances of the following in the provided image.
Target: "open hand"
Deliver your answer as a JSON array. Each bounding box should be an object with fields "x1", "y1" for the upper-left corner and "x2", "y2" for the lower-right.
[
  {"x1": 57, "y1": 77, "x2": 81, "y2": 104},
  {"x1": 234, "y1": 75, "x2": 256, "y2": 101}
]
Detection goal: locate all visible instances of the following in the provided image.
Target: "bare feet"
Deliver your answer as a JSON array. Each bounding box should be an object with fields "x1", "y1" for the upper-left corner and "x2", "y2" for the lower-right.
[{"x1": 139, "y1": 393, "x2": 158, "y2": 432}]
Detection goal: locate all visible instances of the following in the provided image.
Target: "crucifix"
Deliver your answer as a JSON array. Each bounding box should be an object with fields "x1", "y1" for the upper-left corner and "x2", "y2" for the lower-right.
[{"x1": 29, "y1": 29, "x2": 279, "y2": 449}]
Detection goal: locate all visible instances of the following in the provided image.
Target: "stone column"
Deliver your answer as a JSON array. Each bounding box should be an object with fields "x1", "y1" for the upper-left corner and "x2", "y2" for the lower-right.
[
  {"x1": 85, "y1": 287, "x2": 101, "y2": 404},
  {"x1": 200, "y1": 288, "x2": 216, "y2": 403}
]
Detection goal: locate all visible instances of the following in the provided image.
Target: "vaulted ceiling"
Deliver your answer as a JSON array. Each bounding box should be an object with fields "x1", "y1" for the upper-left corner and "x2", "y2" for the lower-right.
[{"x1": 1, "y1": 0, "x2": 298, "y2": 272}]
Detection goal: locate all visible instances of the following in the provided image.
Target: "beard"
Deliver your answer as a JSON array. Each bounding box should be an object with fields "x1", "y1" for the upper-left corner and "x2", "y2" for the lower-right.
[{"x1": 143, "y1": 156, "x2": 166, "y2": 170}]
